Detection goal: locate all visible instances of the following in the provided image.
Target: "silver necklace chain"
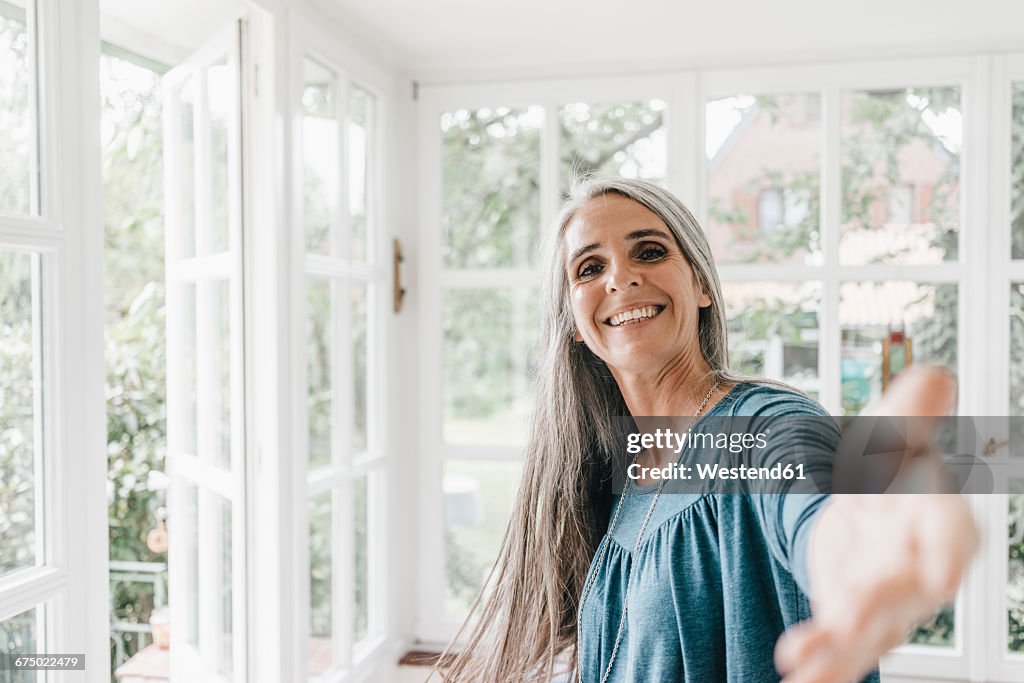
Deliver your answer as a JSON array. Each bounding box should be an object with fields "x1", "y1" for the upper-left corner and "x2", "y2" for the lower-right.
[{"x1": 576, "y1": 380, "x2": 720, "y2": 683}]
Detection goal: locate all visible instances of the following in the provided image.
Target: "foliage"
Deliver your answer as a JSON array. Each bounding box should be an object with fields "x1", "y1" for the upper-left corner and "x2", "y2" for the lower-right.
[
  {"x1": 1010, "y1": 494, "x2": 1024, "y2": 653},
  {"x1": 0, "y1": 252, "x2": 35, "y2": 577},
  {"x1": 442, "y1": 107, "x2": 542, "y2": 269},
  {"x1": 0, "y1": 12, "x2": 35, "y2": 580},
  {"x1": 0, "y1": 8, "x2": 31, "y2": 214},
  {"x1": 1014, "y1": 86, "x2": 1024, "y2": 260},
  {"x1": 100, "y1": 53, "x2": 166, "y2": 673},
  {"x1": 560, "y1": 101, "x2": 665, "y2": 192}
]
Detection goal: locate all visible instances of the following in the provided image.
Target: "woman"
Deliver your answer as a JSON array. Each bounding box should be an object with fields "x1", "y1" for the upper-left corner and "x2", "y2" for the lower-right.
[{"x1": 437, "y1": 177, "x2": 977, "y2": 682}]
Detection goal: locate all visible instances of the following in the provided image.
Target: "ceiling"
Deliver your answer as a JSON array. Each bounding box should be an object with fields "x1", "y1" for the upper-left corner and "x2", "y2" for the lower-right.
[
  {"x1": 100, "y1": 0, "x2": 250, "y2": 65},
  {"x1": 99, "y1": 0, "x2": 1024, "y2": 81},
  {"x1": 320, "y1": 0, "x2": 1024, "y2": 81}
]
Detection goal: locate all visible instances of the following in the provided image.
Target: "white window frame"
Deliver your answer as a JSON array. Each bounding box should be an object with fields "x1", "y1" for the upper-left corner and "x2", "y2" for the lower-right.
[
  {"x1": 0, "y1": 0, "x2": 107, "y2": 681},
  {"x1": 416, "y1": 72, "x2": 695, "y2": 643},
  {"x1": 416, "y1": 54, "x2": 1024, "y2": 682},
  {"x1": 284, "y1": 6, "x2": 401, "y2": 682},
  {"x1": 162, "y1": 20, "x2": 249, "y2": 683}
]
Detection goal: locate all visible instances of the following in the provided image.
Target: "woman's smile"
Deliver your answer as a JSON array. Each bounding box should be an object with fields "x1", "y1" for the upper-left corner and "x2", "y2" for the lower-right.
[{"x1": 604, "y1": 303, "x2": 666, "y2": 327}]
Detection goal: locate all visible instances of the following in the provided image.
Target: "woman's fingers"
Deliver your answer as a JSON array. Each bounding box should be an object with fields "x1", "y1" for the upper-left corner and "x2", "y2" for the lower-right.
[
  {"x1": 914, "y1": 495, "x2": 979, "y2": 599},
  {"x1": 862, "y1": 365, "x2": 956, "y2": 418},
  {"x1": 856, "y1": 366, "x2": 958, "y2": 493},
  {"x1": 774, "y1": 622, "x2": 830, "y2": 674}
]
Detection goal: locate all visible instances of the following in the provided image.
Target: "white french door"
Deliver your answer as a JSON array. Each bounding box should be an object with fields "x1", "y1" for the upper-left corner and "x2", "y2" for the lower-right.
[
  {"x1": 162, "y1": 20, "x2": 247, "y2": 683},
  {"x1": 0, "y1": 0, "x2": 107, "y2": 679}
]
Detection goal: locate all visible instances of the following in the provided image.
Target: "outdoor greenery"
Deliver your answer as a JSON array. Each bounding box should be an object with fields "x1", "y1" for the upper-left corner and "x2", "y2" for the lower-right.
[
  {"x1": 0, "y1": 0, "x2": 34, "y2": 584},
  {"x1": 100, "y1": 51, "x2": 166, "y2": 671},
  {"x1": 442, "y1": 107, "x2": 542, "y2": 269}
]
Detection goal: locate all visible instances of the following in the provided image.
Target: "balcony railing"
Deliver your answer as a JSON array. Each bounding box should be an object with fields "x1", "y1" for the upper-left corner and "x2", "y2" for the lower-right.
[{"x1": 109, "y1": 560, "x2": 167, "y2": 674}]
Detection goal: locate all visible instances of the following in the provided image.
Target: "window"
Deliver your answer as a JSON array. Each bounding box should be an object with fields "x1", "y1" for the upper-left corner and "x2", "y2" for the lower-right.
[
  {"x1": 0, "y1": 0, "x2": 37, "y2": 215},
  {"x1": 438, "y1": 104, "x2": 543, "y2": 619},
  {"x1": 560, "y1": 99, "x2": 667, "y2": 193},
  {"x1": 300, "y1": 52, "x2": 386, "y2": 678},
  {"x1": 419, "y1": 59, "x2": 1024, "y2": 680},
  {"x1": 162, "y1": 24, "x2": 246, "y2": 679},
  {"x1": 758, "y1": 188, "x2": 784, "y2": 231},
  {"x1": 0, "y1": 0, "x2": 107, "y2": 669},
  {"x1": 422, "y1": 86, "x2": 670, "y2": 638},
  {"x1": 706, "y1": 93, "x2": 821, "y2": 264}
]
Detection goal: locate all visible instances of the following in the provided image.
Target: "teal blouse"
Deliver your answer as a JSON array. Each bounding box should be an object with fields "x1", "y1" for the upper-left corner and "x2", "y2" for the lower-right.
[{"x1": 576, "y1": 382, "x2": 881, "y2": 683}]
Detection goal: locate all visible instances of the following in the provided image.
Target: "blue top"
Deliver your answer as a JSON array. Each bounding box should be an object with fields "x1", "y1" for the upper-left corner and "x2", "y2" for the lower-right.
[{"x1": 576, "y1": 382, "x2": 881, "y2": 683}]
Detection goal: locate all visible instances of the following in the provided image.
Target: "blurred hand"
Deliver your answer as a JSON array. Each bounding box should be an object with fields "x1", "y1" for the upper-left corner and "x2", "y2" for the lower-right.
[{"x1": 774, "y1": 367, "x2": 979, "y2": 683}]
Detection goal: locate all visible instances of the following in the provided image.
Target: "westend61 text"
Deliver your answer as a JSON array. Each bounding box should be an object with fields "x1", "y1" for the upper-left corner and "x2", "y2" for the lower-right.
[
  {"x1": 626, "y1": 429, "x2": 770, "y2": 455},
  {"x1": 627, "y1": 461, "x2": 807, "y2": 482}
]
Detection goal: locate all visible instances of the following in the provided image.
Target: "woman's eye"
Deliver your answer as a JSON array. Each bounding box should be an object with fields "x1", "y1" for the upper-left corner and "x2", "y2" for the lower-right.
[
  {"x1": 638, "y1": 245, "x2": 667, "y2": 260},
  {"x1": 578, "y1": 262, "x2": 603, "y2": 279}
]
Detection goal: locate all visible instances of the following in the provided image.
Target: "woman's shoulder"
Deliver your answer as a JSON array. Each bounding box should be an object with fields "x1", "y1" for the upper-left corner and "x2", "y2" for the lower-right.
[{"x1": 713, "y1": 380, "x2": 830, "y2": 418}]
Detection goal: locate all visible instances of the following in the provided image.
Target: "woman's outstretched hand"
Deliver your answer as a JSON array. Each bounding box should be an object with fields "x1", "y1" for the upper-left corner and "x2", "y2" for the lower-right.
[{"x1": 774, "y1": 367, "x2": 980, "y2": 683}]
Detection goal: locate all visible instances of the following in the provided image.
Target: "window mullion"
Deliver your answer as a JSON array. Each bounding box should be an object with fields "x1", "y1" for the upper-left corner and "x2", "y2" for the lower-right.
[{"x1": 820, "y1": 84, "x2": 841, "y2": 415}]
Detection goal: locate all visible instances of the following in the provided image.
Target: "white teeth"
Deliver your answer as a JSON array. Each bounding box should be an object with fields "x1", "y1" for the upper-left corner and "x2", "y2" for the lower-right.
[{"x1": 609, "y1": 305, "x2": 661, "y2": 326}]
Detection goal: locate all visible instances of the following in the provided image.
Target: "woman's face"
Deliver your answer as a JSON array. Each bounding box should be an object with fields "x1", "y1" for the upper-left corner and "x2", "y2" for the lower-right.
[{"x1": 563, "y1": 194, "x2": 710, "y2": 375}]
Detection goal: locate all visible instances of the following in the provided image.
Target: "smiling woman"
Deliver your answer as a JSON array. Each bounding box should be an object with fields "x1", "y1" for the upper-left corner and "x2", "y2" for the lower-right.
[
  {"x1": 434, "y1": 176, "x2": 977, "y2": 683},
  {"x1": 564, "y1": 195, "x2": 712, "y2": 386}
]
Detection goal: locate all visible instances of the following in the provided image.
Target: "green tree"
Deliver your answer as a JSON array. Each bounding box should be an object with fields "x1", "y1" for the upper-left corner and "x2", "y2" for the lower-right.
[{"x1": 100, "y1": 52, "x2": 167, "y2": 671}]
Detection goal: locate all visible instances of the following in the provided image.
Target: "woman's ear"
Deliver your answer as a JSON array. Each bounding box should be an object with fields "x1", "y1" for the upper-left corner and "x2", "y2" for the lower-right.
[
  {"x1": 698, "y1": 289, "x2": 712, "y2": 308},
  {"x1": 573, "y1": 329, "x2": 583, "y2": 343}
]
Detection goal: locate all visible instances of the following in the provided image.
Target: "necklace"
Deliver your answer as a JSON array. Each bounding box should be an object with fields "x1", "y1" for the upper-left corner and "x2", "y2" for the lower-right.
[{"x1": 576, "y1": 379, "x2": 720, "y2": 683}]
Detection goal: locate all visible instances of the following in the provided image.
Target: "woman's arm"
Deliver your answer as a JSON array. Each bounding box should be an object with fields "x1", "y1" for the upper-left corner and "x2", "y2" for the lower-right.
[{"x1": 774, "y1": 368, "x2": 979, "y2": 683}]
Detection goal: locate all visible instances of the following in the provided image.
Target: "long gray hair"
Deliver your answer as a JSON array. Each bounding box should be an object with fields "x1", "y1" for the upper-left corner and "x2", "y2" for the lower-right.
[{"x1": 437, "y1": 177, "x2": 744, "y2": 681}]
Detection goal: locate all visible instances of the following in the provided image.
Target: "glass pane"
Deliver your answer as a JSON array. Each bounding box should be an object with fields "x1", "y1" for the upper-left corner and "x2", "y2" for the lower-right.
[
  {"x1": 0, "y1": 0, "x2": 36, "y2": 215},
  {"x1": 444, "y1": 459, "x2": 521, "y2": 618},
  {"x1": 1013, "y1": 284, "x2": 1024, "y2": 448},
  {"x1": 308, "y1": 491, "x2": 333, "y2": 677},
  {"x1": 560, "y1": 99, "x2": 666, "y2": 193},
  {"x1": 173, "y1": 76, "x2": 197, "y2": 259},
  {"x1": 303, "y1": 58, "x2": 337, "y2": 257},
  {"x1": 839, "y1": 282, "x2": 957, "y2": 415},
  {"x1": 354, "y1": 475, "x2": 368, "y2": 643},
  {"x1": 191, "y1": 279, "x2": 232, "y2": 469},
  {"x1": 214, "y1": 493, "x2": 232, "y2": 678},
  {"x1": 177, "y1": 283, "x2": 198, "y2": 456},
  {"x1": 0, "y1": 250, "x2": 38, "y2": 579},
  {"x1": 1013, "y1": 83, "x2": 1024, "y2": 260},
  {"x1": 207, "y1": 58, "x2": 232, "y2": 255},
  {"x1": 0, "y1": 606, "x2": 40, "y2": 683},
  {"x1": 100, "y1": 51, "x2": 164, "y2": 311},
  {"x1": 181, "y1": 483, "x2": 199, "y2": 648},
  {"x1": 443, "y1": 289, "x2": 539, "y2": 446},
  {"x1": 706, "y1": 94, "x2": 821, "y2": 264},
  {"x1": 442, "y1": 106, "x2": 543, "y2": 268},
  {"x1": 351, "y1": 283, "x2": 368, "y2": 454},
  {"x1": 908, "y1": 606, "x2": 954, "y2": 647},
  {"x1": 722, "y1": 281, "x2": 820, "y2": 398},
  {"x1": 308, "y1": 277, "x2": 333, "y2": 469},
  {"x1": 1010, "y1": 485, "x2": 1024, "y2": 653},
  {"x1": 216, "y1": 281, "x2": 231, "y2": 467},
  {"x1": 840, "y1": 87, "x2": 961, "y2": 265},
  {"x1": 349, "y1": 86, "x2": 373, "y2": 262}
]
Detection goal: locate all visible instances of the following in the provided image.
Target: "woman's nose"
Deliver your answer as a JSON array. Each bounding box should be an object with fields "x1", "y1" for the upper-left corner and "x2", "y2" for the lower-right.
[{"x1": 605, "y1": 258, "x2": 641, "y2": 292}]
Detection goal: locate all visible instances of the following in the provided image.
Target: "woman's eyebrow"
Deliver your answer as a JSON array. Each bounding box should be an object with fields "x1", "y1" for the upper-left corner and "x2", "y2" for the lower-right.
[
  {"x1": 567, "y1": 242, "x2": 600, "y2": 266},
  {"x1": 566, "y1": 229, "x2": 672, "y2": 267},
  {"x1": 626, "y1": 228, "x2": 672, "y2": 241}
]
